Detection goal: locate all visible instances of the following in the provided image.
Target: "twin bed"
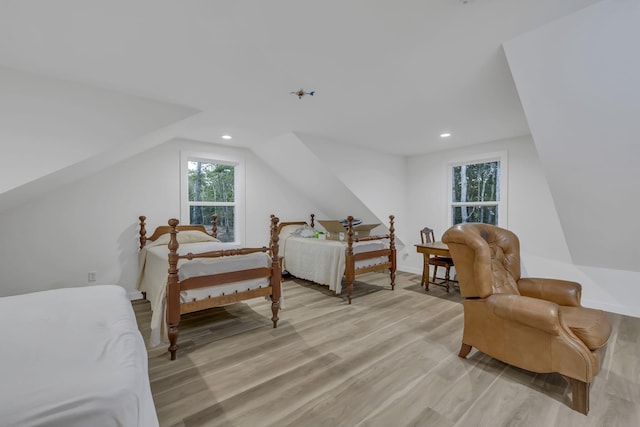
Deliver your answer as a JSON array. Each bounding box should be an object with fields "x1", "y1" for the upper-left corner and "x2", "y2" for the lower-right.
[
  {"x1": 137, "y1": 214, "x2": 282, "y2": 360},
  {"x1": 137, "y1": 212, "x2": 396, "y2": 359},
  {"x1": 0, "y1": 285, "x2": 158, "y2": 427},
  {"x1": 278, "y1": 214, "x2": 397, "y2": 303}
]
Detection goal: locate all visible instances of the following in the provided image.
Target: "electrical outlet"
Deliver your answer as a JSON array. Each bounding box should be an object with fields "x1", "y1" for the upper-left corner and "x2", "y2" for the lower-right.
[{"x1": 88, "y1": 271, "x2": 97, "y2": 282}]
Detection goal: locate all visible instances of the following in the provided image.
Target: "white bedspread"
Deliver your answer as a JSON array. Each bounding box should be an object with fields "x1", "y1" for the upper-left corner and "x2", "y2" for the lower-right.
[
  {"x1": 0, "y1": 285, "x2": 158, "y2": 427},
  {"x1": 137, "y1": 241, "x2": 273, "y2": 347},
  {"x1": 283, "y1": 237, "x2": 388, "y2": 294}
]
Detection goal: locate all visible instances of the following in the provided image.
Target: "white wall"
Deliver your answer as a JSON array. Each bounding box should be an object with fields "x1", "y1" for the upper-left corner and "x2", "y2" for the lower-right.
[
  {"x1": 404, "y1": 135, "x2": 640, "y2": 317},
  {"x1": 3, "y1": 127, "x2": 637, "y2": 317},
  {"x1": 300, "y1": 133, "x2": 408, "y2": 248},
  {"x1": 0, "y1": 138, "x2": 322, "y2": 297},
  {"x1": 504, "y1": 0, "x2": 640, "y2": 272},
  {"x1": 404, "y1": 135, "x2": 570, "y2": 273}
]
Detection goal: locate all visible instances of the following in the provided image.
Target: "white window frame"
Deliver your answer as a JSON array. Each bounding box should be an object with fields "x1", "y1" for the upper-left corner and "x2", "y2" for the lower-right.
[
  {"x1": 180, "y1": 151, "x2": 246, "y2": 245},
  {"x1": 447, "y1": 151, "x2": 508, "y2": 228}
]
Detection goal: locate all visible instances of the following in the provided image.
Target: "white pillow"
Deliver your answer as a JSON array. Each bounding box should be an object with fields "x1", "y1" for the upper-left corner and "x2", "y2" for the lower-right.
[
  {"x1": 289, "y1": 227, "x2": 303, "y2": 237},
  {"x1": 299, "y1": 228, "x2": 316, "y2": 238},
  {"x1": 146, "y1": 230, "x2": 219, "y2": 247},
  {"x1": 289, "y1": 224, "x2": 316, "y2": 238}
]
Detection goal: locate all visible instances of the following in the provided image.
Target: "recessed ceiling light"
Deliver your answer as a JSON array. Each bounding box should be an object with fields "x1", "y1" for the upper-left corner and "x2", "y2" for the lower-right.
[
  {"x1": 440, "y1": 133, "x2": 451, "y2": 138},
  {"x1": 221, "y1": 134, "x2": 232, "y2": 140}
]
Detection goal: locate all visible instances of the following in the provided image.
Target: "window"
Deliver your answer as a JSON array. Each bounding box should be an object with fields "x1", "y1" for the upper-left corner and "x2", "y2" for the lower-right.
[
  {"x1": 181, "y1": 153, "x2": 244, "y2": 243},
  {"x1": 449, "y1": 153, "x2": 507, "y2": 227}
]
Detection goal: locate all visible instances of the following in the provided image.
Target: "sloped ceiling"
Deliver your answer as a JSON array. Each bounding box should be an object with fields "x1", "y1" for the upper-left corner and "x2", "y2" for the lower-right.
[
  {"x1": 504, "y1": 0, "x2": 640, "y2": 272},
  {"x1": 252, "y1": 132, "x2": 406, "y2": 250},
  {"x1": 0, "y1": 0, "x2": 600, "y2": 156},
  {"x1": 252, "y1": 133, "x2": 380, "y2": 222},
  {"x1": 0, "y1": 68, "x2": 200, "y2": 211},
  {"x1": 0, "y1": 68, "x2": 199, "y2": 193}
]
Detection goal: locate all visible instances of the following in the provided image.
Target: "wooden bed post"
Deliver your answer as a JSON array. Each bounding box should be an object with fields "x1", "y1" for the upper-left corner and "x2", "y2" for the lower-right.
[
  {"x1": 389, "y1": 215, "x2": 396, "y2": 290},
  {"x1": 310, "y1": 213, "x2": 315, "y2": 228},
  {"x1": 345, "y1": 216, "x2": 355, "y2": 304},
  {"x1": 269, "y1": 215, "x2": 281, "y2": 327},
  {"x1": 167, "y1": 218, "x2": 181, "y2": 360},
  {"x1": 138, "y1": 216, "x2": 147, "y2": 249},
  {"x1": 211, "y1": 215, "x2": 218, "y2": 239}
]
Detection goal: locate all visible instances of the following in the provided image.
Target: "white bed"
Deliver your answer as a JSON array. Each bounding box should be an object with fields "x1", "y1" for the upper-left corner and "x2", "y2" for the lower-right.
[
  {"x1": 0, "y1": 285, "x2": 158, "y2": 427},
  {"x1": 136, "y1": 216, "x2": 282, "y2": 360},
  {"x1": 282, "y1": 237, "x2": 388, "y2": 294},
  {"x1": 279, "y1": 215, "x2": 396, "y2": 303},
  {"x1": 137, "y1": 238, "x2": 271, "y2": 347}
]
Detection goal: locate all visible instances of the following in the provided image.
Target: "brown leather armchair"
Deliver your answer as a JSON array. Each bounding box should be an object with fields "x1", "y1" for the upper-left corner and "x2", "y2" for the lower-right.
[{"x1": 442, "y1": 223, "x2": 611, "y2": 415}]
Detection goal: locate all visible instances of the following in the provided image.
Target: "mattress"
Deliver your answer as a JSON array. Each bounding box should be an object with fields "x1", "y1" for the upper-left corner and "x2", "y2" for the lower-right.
[{"x1": 0, "y1": 285, "x2": 158, "y2": 427}]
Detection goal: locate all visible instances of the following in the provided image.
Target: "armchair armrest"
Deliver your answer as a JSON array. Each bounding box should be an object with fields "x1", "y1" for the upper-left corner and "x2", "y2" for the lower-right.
[
  {"x1": 487, "y1": 294, "x2": 561, "y2": 335},
  {"x1": 517, "y1": 277, "x2": 582, "y2": 307}
]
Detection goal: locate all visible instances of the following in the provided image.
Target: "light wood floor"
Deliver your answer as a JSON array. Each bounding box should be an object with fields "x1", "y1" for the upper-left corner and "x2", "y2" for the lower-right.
[{"x1": 133, "y1": 271, "x2": 640, "y2": 427}]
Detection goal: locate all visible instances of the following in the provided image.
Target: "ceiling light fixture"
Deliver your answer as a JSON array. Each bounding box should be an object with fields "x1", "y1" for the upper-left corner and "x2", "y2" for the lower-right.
[
  {"x1": 221, "y1": 135, "x2": 232, "y2": 140},
  {"x1": 290, "y1": 89, "x2": 315, "y2": 99},
  {"x1": 440, "y1": 133, "x2": 451, "y2": 138}
]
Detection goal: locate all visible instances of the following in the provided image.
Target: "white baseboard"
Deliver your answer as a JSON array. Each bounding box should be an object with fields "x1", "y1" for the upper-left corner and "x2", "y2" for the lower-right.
[{"x1": 397, "y1": 265, "x2": 422, "y2": 275}]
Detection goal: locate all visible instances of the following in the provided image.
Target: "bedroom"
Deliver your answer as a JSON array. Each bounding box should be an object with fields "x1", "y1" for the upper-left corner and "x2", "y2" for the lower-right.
[{"x1": 1, "y1": 0, "x2": 638, "y2": 425}]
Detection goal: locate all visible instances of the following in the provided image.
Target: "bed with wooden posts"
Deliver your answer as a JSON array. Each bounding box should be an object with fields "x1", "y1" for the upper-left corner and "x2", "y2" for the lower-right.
[
  {"x1": 137, "y1": 214, "x2": 282, "y2": 360},
  {"x1": 278, "y1": 214, "x2": 396, "y2": 303}
]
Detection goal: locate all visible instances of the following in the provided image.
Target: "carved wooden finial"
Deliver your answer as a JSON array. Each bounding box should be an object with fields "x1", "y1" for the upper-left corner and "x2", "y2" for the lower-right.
[
  {"x1": 270, "y1": 215, "x2": 280, "y2": 260},
  {"x1": 168, "y1": 218, "x2": 179, "y2": 251},
  {"x1": 211, "y1": 215, "x2": 218, "y2": 238},
  {"x1": 310, "y1": 213, "x2": 315, "y2": 228},
  {"x1": 388, "y1": 215, "x2": 396, "y2": 249},
  {"x1": 139, "y1": 216, "x2": 147, "y2": 249}
]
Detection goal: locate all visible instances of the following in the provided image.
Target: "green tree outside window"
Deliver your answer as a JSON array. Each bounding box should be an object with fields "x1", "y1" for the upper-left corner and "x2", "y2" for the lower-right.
[
  {"x1": 451, "y1": 161, "x2": 500, "y2": 226},
  {"x1": 188, "y1": 160, "x2": 235, "y2": 242}
]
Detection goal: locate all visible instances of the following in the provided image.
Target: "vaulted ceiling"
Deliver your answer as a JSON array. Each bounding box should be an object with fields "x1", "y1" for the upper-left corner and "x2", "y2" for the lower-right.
[{"x1": 0, "y1": 0, "x2": 601, "y2": 155}]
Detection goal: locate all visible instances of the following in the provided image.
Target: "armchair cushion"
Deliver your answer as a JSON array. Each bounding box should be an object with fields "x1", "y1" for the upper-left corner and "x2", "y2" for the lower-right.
[
  {"x1": 517, "y1": 277, "x2": 582, "y2": 307},
  {"x1": 560, "y1": 306, "x2": 611, "y2": 351}
]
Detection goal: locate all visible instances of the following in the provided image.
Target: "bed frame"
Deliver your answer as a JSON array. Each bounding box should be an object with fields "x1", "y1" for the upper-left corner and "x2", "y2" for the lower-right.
[
  {"x1": 138, "y1": 215, "x2": 282, "y2": 360},
  {"x1": 279, "y1": 214, "x2": 396, "y2": 303}
]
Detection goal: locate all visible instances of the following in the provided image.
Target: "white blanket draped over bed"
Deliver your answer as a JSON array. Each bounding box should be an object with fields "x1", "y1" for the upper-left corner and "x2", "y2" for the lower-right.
[
  {"x1": 0, "y1": 285, "x2": 158, "y2": 427},
  {"x1": 137, "y1": 241, "x2": 272, "y2": 347},
  {"x1": 283, "y1": 237, "x2": 388, "y2": 294}
]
